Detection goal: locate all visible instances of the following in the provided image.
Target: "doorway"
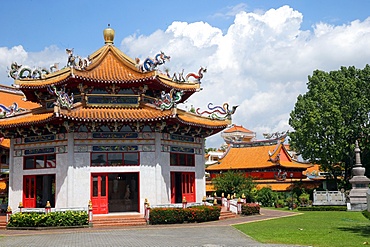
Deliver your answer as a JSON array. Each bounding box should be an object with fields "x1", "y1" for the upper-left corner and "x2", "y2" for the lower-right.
[
  {"x1": 171, "y1": 172, "x2": 195, "y2": 203},
  {"x1": 108, "y1": 173, "x2": 139, "y2": 212},
  {"x1": 23, "y1": 175, "x2": 55, "y2": 208},
  {"x1": 91, "y1": 173, "x2": 139, "y2": 214}
]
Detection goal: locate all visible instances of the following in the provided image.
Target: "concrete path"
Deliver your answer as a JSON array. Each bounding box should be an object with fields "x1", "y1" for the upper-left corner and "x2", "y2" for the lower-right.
[{"x1": 0, "y1": 209, "x2": 307, "y2": 247}]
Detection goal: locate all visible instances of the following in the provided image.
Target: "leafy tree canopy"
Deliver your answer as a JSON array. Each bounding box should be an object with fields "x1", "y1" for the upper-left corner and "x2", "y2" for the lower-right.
[
  {"x1": 212, "y1": 170, "x2": 256, "y2": 202},
  {"x1": 289, "y1": 65, "x2": 370, "y2": 189}
]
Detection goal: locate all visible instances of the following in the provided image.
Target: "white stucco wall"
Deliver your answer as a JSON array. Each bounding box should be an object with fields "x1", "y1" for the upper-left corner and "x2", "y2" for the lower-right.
[{"x1": 8, "y1": 131, "x2": 207, "y2": 213}]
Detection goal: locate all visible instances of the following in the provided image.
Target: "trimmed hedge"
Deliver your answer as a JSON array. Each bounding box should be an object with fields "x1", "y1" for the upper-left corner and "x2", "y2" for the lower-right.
[
  {"x1": 241, "y1": 203, "x2": 260, "y2": 215},
  {"x1": 7, "y1": 211, "x2": 89, "y2": 228},
  {"x1": 149, "y1": 206, "x2": 221, "y2": 225},
  {"x1": 362, "y1": 210, "x2": 370, "y2": 220},
  {"x1": 297, "y1": 206, "x2": 347, "y2": 211}
]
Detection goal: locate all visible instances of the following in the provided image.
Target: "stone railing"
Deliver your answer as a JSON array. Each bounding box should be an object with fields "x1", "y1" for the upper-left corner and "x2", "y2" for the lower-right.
[{"x1": 313, "y1": 190, "x2": 346, "y2": 206}]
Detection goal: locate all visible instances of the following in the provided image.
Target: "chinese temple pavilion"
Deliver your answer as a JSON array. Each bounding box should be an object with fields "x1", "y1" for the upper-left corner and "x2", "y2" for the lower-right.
[
  {"x1": 206, "y1": 127, "x2": 314, "y2": 192},
  {"x1": 0, "y1": 26, "x2": 235, "y2": 214}
]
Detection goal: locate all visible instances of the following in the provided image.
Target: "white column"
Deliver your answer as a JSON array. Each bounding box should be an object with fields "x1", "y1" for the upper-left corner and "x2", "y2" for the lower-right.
[{"x1": 67, "y1": 132, "x2": 75, "y2": 207}]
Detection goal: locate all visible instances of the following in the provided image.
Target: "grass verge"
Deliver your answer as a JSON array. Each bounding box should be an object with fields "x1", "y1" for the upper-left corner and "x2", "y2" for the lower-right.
[{"x1": 234, "y1": 210, "x2": 370, "y2": 247}]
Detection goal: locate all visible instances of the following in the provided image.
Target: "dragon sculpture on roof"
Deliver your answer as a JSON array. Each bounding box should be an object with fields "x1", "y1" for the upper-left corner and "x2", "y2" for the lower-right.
[
  {"x1": 135, "y1": 51, "x2": 171, "y2": 72},
  {"x1": 196, "y1": 103, "x2": 238, "y2": 120}
]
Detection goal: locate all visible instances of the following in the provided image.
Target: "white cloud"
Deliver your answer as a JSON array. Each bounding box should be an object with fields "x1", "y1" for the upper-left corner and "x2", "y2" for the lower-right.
[
  {"x1": 0, "y1": 45, "x2": 66, "y2": 84},
  {"x1": 1, "y1": 5, "x2": 370, "y2": 149},
  {"x1": 120, "y1": 6, "x2": 370, "y2": 148}
]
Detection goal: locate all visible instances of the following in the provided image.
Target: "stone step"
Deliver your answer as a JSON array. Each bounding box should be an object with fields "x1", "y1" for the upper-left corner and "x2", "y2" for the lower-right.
[
  {"x1": 93, "y1": 214, "x2": 147, "y2": 227},
  {"x1": 0, "y1": 216, "x2": 6, "y2": 229},
  {"x1": 219, "y1": 211, "x2": 237, "y2": 220}
]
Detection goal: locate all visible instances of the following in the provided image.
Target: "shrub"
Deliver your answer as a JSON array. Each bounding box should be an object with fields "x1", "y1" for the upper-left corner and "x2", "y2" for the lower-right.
[
  {"x1": 185, "y1": 206, "x2": 221, "y2": 222},
  {"x1": 275, "y1": 199, "x2": 285, "y2": 208},
  {"x1": 7, "y1": 211, "x2": 88, "y2": 228},
  {"x1": 149, "y1": 208, "x2": 186, "y2": 225},
  {"x1": 241, "y1": 203, "x2": 260, "y2": 216},
  {"x1": 362, "y1": 210, "x2": 370, "y2": 220},
  {"x1": 256, "y1": 187, "x2": 277, "y2": 207},
  {"x1": 298, "y1": 191, "x2": 310, "y2": 206},
  {"x1": 149, "y1": 206, "x2": 221, "y2": 225}
]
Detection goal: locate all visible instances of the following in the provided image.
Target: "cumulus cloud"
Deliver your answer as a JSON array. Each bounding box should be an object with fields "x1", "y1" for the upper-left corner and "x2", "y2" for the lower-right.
[
  {"x1": 121, "y1": 5, "x2": 370, "y2": 148},
  {"x1": 1, "y1": 5, "x2": 370, "y2": 149},
  {"x1": 0, "y1": 46, "x2": 69, "y2": 84}
]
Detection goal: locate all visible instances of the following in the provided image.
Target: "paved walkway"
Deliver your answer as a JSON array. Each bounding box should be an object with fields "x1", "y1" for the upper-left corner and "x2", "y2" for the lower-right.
[{"x1": 0, "y1": 209, "x2": 307, "y2": 247}]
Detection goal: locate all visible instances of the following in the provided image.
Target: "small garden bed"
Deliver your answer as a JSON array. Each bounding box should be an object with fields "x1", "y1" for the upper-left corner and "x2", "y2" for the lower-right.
[
  {"x1": 149, "y1": 205, "x2": 221, "y2": 225},
  {"x1": 7, "y1": 211, "x2": 89, "y2": 229},
  {"x1": 241, "y1": 203, "x2": 260, "y2": 215}
]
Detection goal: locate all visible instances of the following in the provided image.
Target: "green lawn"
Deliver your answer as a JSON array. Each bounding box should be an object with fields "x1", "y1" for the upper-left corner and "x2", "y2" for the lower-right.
[{"x1": 234, "y1": 210, "x2": 370, "y2": 247}]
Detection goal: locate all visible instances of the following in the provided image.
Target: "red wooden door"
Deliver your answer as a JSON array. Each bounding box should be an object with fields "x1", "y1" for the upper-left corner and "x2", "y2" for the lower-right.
[
  {"x1": 171, "y1": 172, "x2": 195, "y2": 203},
  {"x1": 181, "y1": 172, "x2": 195, "y2": 203},
  {"x1": 91, "y1": 174, "x2": 108, "y2": 214},
  {"x1": 23, "y1": 175, "x2": 36, "y2": 208}
]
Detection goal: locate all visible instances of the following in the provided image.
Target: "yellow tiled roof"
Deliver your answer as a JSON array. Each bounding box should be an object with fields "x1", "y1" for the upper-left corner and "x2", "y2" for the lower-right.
[
  {"x1": 0, "y1": 86, "x2": 40, "y2": 109},
  {"x1": 206, "y1": 183, "x2": 215, "y2": 192},
  {"x1": 223, "y1": 125, "x2": 253, "y2": 133},
  {"x1": 59, "y1": 104, "x2": 175, "y2": 121},
  {"x1": 177, "y1": 111, "x2": 230, "y2": 128},
  {"x1": 14, "y1": 68, "x2": 72, "y2": 88},
  {"x1": 74, "y1": 46, "x2": 154, "y2": 82},
  {"x1": 256, "y1": 183, "x2": 293, "y2": 191},
  {"x1": 0, "y1": 112, "x2": 54, "y2": 128},
  {"x1": 0, "y1": 102, "x2": 229, "y2": 130},
  {"x1": 206, "y1": 145, "x2": 276, "y2": 170},
  {"x1": 206, "y1": 142, "x2": 312, "y2": 171},
  {"x1": 0, "y1": 138, "x2": 10, "y2": 148},
  {"x1": 15, "y1": 45, "x2": 200, "y2": 91}
]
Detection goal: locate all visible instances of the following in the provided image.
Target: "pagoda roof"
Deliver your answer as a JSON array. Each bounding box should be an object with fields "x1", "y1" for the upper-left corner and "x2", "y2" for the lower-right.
[
  {"x1": 15, "y1": 44, "x2": 200, "y2": 103},
  {"x1": 206, "y1": 137, "x2": 312, "y2": 171},
  {"x1": 223, "y1": 125, "x2": 253, "y2": 133},
  {"x1": 0, "y1": 85, "x2": 40, "y2": 110},
  {"x1": 0, "y1": 101, "x2": 229, "y2": 133}
]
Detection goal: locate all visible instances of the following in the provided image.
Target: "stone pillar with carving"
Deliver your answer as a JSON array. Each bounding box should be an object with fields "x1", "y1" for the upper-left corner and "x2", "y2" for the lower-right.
[{"x1": 349, "y1": 141, "x2": 370, "y2": 211}]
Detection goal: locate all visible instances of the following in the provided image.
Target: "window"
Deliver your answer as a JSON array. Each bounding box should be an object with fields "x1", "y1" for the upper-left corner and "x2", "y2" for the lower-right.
[
  {"x1": 91, "y1": 152, "x2": 139, "y2": 166},
  {"x1": 170, "y1": 153, "x2": 195, "y2": 166},
  {"x1": 24, "y1": 154, "x2": 56, "y2": 169}
]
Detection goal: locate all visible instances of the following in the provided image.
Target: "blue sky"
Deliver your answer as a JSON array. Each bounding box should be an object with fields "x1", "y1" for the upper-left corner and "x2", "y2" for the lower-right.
[
  {"x1": 1, "y1": 1, "x2": 370, "y2": 148},
  {"x1": 2, "y1": 1, "x2": 370, "y2": 54}
]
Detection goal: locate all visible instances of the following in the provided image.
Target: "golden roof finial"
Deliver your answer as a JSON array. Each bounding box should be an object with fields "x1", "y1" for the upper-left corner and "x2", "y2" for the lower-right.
[{"x1": 103, "y1": 24, "x2": 115, "y2": 45}]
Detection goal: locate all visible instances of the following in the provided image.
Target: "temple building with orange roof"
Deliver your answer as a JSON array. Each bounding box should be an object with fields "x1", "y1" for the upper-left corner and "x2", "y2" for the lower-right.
[
  {"x1": 0, "y1": 26, "x2": 237, "y2": 214},
  {"x1": 206, "y1": 127, "x2": 320, "y2": 192},
  {"x1": 0, "y1": 84, "x2": 41, "y2": 208}
]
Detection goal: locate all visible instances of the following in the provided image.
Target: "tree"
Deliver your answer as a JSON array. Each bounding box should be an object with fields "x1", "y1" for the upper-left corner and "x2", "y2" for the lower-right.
[
  {"x1": 212, "y1": 170, "x2": 256, "y2": 202},
  {"x1": 256, "y1": 187, "x2": 278, "y2": 207},
  {"x1": 289, "y1": 65, "x2": 370, "y2": 189}
]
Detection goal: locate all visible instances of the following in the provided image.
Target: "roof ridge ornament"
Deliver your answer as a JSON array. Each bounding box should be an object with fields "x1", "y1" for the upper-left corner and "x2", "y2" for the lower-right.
[
  {"x1": 47, "y1": 85, "x2": 74, "y2": 110},
  {"x1": 196, "y1": 103, "x2": 238, "y2": 120},
  {"x1": 185, "y1": 67, "x2": 207, "y2": 83},
  {"x1": 263, "y1": 131, "x2": 288, "y2": 140},
  {"x1": 66, "y1": 49, "x2": 91, "y2": 70},
  {"x1": 154, "y1": 89, "x2": 183, "y2": 110},
  {"x1": 0, "y1": 102, "x2": 26, "y2": 118},
  {"x1": 103, "y1": 24, "x2": 115, "y2": 44},
  {"x1": 7, "y1": 62, "x2": 59, "y2": 80},
  {"x1": 135, "y1": 51, "x2": 171, "y2": 72}
]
